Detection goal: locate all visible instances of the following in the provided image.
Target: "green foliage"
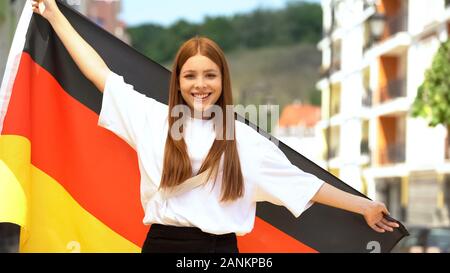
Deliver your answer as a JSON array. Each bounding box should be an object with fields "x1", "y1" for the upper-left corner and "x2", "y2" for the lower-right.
[
  {"x1": 0, "y1": 0, "x2": 8, "y2": 22},
  {"x1": 127, "y1": 1, "x2": 322, "y2": 64},
  {"x1": 412, "y1": 40, "x2": 450, "y2": 127},
  {"x1": 200, "y1": 16, "x2": 237, "y2": 51},
  {"x1": 309, "y1": 89, "x2": 322, "y2": 106}
]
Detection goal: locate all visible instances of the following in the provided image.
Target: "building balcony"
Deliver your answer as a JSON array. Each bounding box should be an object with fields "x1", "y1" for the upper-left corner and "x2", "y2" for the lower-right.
[
  {"x1": 330, "y1": 103, "x2": 341, "y2": 117},
  {"x1": 377, "y1": 78, "x2": 406, "y2": 104},
  {"x1": 379, "y1": 142, "x2": 405, "y2": 165},
  {"x1": 362, "y1": 89, "x2": 373, "y2": 107},
  {"x1": 385, "y1": 10, "x2": 408, "y2": 37},
  {"x1": 361, "y1": 139, "x2": 370, "y2": 156},
  {"x1": 328, "y1": 146, "x2": 339, "y2": 159},
  {"x1": 446, "y1": 127, "x2": 450, "y2": 160},
  {"x1": 363, "y1": 36, "x2": 375, "y2": 53},
  {"x1": 330, "y1": 59, "x2": 341, "y2": 74}
]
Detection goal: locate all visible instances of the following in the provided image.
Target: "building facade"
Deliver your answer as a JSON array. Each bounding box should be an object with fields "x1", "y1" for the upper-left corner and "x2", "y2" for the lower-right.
[
  {"x1": 62, "y1": 0, "x2": 130, "y2": 44},
  {"x1": 317, "y1": 0, "x2": 450, "y2": 226},
  {"x1": 274, "y1": 103, "x2": 323, "y2": 166}
]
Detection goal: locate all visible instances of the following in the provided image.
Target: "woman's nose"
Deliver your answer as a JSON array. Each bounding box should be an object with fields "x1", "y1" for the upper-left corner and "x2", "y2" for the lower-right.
[{"x1": 194, "y1": 78, "x2": 206, "y2": 89}]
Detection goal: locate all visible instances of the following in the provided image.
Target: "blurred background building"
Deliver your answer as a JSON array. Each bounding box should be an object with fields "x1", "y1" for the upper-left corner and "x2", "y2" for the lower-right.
[
  {"x1": 316, "y1": 0, "x2": 450, "y2": 227},
  {"x1": 63, "y1": 0, "x2": 130, "y2": 44},
  {"x1": 274, "y1": 101, "x2": 322, "y2": 166}
]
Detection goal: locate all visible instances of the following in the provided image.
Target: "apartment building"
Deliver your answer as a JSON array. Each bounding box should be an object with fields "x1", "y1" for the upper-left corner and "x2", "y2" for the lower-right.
[
  {"x1": 317, "y1": 0, "x2": 450, "y2": 226},
  {"x1": 63, "y1": 0, "x2": 130, "y2": 44}
]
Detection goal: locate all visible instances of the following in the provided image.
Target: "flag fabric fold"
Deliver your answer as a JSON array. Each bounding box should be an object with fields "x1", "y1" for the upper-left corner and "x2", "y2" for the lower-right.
[{"x1": 0, "y1": 1, "x2": 408, "y2": 253}]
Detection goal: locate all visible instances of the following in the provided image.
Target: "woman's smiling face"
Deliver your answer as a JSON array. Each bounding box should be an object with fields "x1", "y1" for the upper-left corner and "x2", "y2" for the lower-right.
[{"x1": 179, "y1": 54, "x2": 222, "y2": 115}]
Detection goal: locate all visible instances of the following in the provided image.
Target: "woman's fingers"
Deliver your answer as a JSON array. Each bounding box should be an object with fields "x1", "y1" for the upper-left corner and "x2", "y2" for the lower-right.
[
  {"x1": 381, "y1": 205, "x2": 390, "y2": 216},
  {"x1": 31, "y1": 0, "x2": 40, "y2": 13},
  {"x1": 376, "y1": 221, "x2": 394, "y2": 232},
  {"x1": 371, "y1": 223, "x2": 385, "y2": 233},
  {"x1": 381, "y1": 217, "x2": 400, "y2": 228}
]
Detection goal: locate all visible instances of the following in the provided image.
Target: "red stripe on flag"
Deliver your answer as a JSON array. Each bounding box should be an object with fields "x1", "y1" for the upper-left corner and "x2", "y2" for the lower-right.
[
  {"x1": 2, "y1": 52, "x2": 148, "y2": 246},
  {"x1": 238, "y1": 217, "x2": 318, "y2": 253}
]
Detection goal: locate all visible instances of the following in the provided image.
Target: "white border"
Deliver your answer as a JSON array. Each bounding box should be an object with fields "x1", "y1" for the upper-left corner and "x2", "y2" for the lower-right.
[{"x1": 0, "y1": 0, "x2": 33, "y2": 132}]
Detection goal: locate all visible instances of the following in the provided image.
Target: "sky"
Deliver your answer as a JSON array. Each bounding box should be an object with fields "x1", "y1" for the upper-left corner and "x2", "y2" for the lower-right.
[{"x1": 120, "y1": 0, "x2": 321, "y2": 27}]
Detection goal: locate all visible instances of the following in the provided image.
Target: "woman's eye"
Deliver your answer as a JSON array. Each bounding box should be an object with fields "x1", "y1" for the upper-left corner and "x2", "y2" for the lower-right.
[
  {"x1": 206, "y1": 74, "x2": 216, "y2": 78},
  {"x1": 184, "y1": 75, "x2": 194, "y2": 79}
]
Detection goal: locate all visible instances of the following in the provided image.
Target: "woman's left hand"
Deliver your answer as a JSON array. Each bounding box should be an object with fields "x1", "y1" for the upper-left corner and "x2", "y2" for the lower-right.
[{"x1": 363, "y1": 201, "x2": 400, "y2": 233}]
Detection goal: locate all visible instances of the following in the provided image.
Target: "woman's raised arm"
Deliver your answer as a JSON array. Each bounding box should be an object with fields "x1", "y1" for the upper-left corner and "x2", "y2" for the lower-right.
[{"x1": 32, "y1": 0, "x2": 110, "y2": 92}]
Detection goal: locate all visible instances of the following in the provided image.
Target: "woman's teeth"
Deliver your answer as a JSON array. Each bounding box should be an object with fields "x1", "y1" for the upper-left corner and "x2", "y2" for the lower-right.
[{"x1": 192, "y1": 93, "x2": 211, "y2": 100}]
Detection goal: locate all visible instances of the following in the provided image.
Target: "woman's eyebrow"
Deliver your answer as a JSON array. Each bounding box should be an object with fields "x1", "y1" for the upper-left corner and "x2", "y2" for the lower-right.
[
  {"x1": 204, "y1": 69, "x2": 219, "y2": 73},
  {"x1": 182, "y1": 69, "x2": 219, "y2": 74},
  {"x1": 182, "y1": 70, "x2": 196, "y2": 74}
]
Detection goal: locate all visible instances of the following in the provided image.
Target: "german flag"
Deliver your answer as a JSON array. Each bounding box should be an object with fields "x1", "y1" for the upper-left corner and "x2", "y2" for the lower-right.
[{"x1": 0, "y1": 1, "x2": 408, "y2": 253}]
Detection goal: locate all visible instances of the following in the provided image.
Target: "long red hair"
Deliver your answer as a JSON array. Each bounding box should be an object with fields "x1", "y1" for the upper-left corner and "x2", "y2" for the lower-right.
[{"x1": 159, "y1": 36, "x2": 244, "y2": 202}]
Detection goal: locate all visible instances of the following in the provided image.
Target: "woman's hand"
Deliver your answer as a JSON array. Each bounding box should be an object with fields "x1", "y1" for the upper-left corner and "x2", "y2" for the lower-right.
[
  {"x1": 31, "y1": 0, "x2": 60, "y2": 21},
  {"x1": 30, "y1": 0, "x2": 110, "y2": 91},
  {"x1": 363, "y1": 200, "x2": 400, "y2": 233}
]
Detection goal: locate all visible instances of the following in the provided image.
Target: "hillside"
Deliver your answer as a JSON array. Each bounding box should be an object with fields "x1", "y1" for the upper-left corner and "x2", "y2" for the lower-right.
[{"x1": 226, "y1": 43, "x2": 321, "y2": 109}]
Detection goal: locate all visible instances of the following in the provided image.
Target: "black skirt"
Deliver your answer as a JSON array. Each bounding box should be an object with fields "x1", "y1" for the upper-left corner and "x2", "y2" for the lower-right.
[{"x1": 141, "y1": 224, "x2": 239, "y2": 253}]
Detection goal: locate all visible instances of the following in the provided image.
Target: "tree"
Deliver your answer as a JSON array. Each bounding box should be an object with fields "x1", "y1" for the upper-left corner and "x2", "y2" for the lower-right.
[
  {"x1": 411, "y1": 40, "x2": 450, "y2": 127},
  {"x1": 200, "y1": 16, "x2": 237, "y2": 51}
]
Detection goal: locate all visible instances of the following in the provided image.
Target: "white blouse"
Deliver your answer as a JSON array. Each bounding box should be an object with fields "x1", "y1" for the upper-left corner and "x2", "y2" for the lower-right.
[{"x1": 98, "y1": 71, "x2": 324, "y2": 236}]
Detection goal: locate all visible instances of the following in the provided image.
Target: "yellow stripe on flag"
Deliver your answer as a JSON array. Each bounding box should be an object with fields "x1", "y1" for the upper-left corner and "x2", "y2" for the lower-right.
[
  {"x1": 1, "y1": 135, "x2": 140, "y2": 253},
  {"x1": 0, "y1": 160, "x2": 27, "y2": 227}
]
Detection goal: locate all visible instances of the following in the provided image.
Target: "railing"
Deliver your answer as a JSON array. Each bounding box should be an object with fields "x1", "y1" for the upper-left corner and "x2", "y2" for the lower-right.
[
  {"x1": 362, "y1": 88, "x2": 373, "y2": 107},
  {"x1": 361, "y1": 140, "x2": 370, "y2": 155},
  {"x1": 322, "y1": 28, "x2": 332, "y2": 39},
  {"x1": 319, "y1": 65, "x2": 329, "y2": 78},
  {"x1": 378, "y1": 78, "x2": 406, "y2": 104},
  {"x1": 330, "y1": 59, "x2": 341, "y2": 74},
  {"x1": 363, "y1": 36, "x2": 375, "y2": 52},
  {"x1": 386, "y1": 10, "x2": 408, "y2": 36},
  {"x1": 379, "y1": 142, "x2": 405, "y2": 164},
  {"x1": 319, "y1": 59, "x2": 341, "y2": 77},
  {"x1": 331, "y1": 102, "x2": 340, "y2": 116},
  {"x1": 329, "y1": 146, "x2": 339, "y2": 159},
  {"x1": 446, "y1": 142, "x2": 450, "y2": 160},
  {"x1": 446, "y1": 129, "x2": 450, "y2": 159}
]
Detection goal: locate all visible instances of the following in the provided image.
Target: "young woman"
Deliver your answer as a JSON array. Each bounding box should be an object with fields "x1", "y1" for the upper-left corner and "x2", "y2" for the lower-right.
[{"x1": 32, "y1": 0, "x2": 399, "y2": 253}]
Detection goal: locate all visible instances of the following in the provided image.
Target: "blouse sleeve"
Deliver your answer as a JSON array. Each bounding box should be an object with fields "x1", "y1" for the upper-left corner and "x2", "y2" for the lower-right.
[
  {"x1": 253, "y1": 138, "x2": 325, "y2": 218},
  {"x1": 98, "y1": 71, "x2": 163, "y2": 149}
]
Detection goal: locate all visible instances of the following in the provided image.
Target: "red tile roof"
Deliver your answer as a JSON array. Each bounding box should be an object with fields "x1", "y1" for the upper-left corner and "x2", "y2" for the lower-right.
[{"x1": 278, "y1": 103, "x2": 321, "y2": 128}]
